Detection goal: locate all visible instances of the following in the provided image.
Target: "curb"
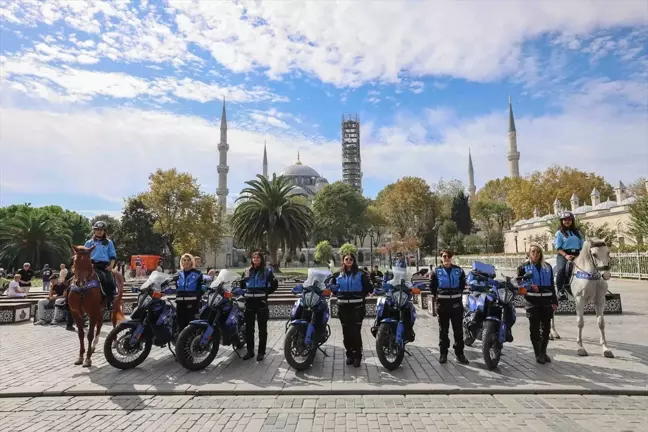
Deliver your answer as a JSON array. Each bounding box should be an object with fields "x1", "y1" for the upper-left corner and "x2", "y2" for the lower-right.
[{"x1": 2, "y1": 388, "x2": 647, "y2": 398}]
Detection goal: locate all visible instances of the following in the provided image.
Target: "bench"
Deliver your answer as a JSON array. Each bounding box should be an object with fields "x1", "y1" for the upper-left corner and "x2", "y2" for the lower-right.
[{"x1": 0, "y1": 302, "x2": 31, "y2": 324}]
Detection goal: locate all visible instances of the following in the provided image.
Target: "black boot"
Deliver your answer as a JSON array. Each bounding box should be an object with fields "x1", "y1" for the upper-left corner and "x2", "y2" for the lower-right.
[
  {"x1": 541, "y1": 340, "x2": 552, "y2": 363},
  {"x1": 104, "y1": 294, "x2": 114, "y2": 311},
  {"x1": 257, "y1": 353, "x2": 265, "y2": 361},
  {"x1": 242, "y1": 351, "x2": 255, "y2": 360},
  {"x1": 533, "y1": 341, "x2": 545, "y2": 364},
  {"x1": 346, "y1": 357, "x2": 354, "y2": 365},
  {"x1": 506, "y1": 328, "x2": 514, "y2": 343},
  {"x1": 456, "y1": 353, "x2": 470, "y2": 365},
  {"x1": 439, "y1": 352, "x2": 448, "y2": 364}
]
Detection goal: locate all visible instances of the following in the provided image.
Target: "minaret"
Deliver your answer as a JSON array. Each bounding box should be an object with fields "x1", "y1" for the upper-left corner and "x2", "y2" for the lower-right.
[
  {"x1": 507, "y1": 96, "x2": 520, "y2": 178},
  {"x1": 216, "y1": 100, "x2": 229, "y2": 214},
  {"x1": 262, "y1": 141, "x2": 268, "y2": 178},
  {"x1": 467, "y1": 147, "x2": 476, "y2": 198}
]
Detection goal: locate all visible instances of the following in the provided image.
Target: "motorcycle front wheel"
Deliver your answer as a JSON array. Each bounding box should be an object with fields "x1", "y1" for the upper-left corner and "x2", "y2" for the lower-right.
[
  {"x1": 481, "y1": 320, "x2": 502, "y2": 370},
  {"x1": 103, "y1": 323, "x2": 152, "y2": 370},
  {"x1": 176, "y1": 324, "x2": 220, "y2": 371},
  {"x1": 284, "y1": 325, "x2": 316, "y2": 371},
  {"x1": 376, "y1": 322, "x2": 405, "y2": 371},
  {"x1": 463, "y1": 325, "x2": 476, "y2": 347}
]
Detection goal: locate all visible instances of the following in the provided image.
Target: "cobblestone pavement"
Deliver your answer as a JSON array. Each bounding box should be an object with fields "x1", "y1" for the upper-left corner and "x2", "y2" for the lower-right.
[
  {"x1": 0, "y1": 280, "x2": 646, "y2": 396},
  {"x1": 0, "y1": 395, "x2": 646, "y2": 431}
]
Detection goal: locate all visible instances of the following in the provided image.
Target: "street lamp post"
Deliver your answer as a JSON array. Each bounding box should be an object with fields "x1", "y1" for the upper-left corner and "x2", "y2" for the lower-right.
[
  {"x1": 433, "y1": 221, "x2": 441, "y2": 267},
  {"x1": 514, "y1": 230, "x2": 519, "y2": 254},
  {"x1": 368, "y1": 229, "x2": 375, "y2": 269}
]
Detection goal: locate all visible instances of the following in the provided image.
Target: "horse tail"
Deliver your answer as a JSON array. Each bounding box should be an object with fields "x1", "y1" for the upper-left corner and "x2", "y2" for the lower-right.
[{"x1": 112, "y1": 271, "x2": 127, "y2": 325}]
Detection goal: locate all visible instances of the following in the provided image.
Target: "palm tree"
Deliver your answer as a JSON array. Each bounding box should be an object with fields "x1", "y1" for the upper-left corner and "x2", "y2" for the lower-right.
[
  {"x1": 231, "y1": 174, "x2": 313, "y2": 268},
  {"x1": 0, "y1": 209, "x2": 73, "y2": 268}
]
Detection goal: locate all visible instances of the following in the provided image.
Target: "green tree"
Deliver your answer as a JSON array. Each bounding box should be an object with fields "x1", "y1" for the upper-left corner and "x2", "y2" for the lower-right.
[
  {"x1": 312, "y1": 182, "x2": 367, "y2": 246},
  {"x1": 451, "y1": 191, "x2": 472, "y2": 235},
  {"x1": 627, "y1": 178, "x2": 647, "y2": 198},
  {"x1": 338, "y1": 242, "x2": 358, "y2": 258},
  {"x1": 629, "y1": 196, "x2": 648, "y2": 243},
  {"x1": 0, "y1": 208, "x2": 72, "y2": 269},
  {"x1": 118, "y1": 197, "x2": 166, "y2": 262},
  {"x1": 231, "y1": 174, "x2": 313, "y2": 268},
  {"x1": 140, "y1": 168, "x2": 225, "y2": 268},
  {"x1": 314, "y1": 240, "x2": 333, "y2": 264},
  {"x1": 376, "y1": 177, "x2": 438, "y2": 240},
  {"x1": 38, "y1": 206, "x2": 91, "y2": 245},
  {"x1": 432, "y1": 179, "x2": 466, "y2": 216}
]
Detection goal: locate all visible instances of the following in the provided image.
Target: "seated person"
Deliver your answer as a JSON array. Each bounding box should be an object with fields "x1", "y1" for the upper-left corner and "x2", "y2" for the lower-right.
[
  {"x1": 6, "y1": 274, "x2": 27, "y2": 298},
  {"x1": 34, "y1": 275, "x2": 67, "y2": 325}
]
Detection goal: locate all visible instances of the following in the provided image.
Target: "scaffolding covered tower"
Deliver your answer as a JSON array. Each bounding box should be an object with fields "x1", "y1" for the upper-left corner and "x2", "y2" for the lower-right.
[{"x1": 341, "y1": 113, "x2": 362, "y2": 192}]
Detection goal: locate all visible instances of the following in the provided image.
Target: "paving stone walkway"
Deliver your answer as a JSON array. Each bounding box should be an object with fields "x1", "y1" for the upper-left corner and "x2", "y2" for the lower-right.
[
  {"x1": 0, "y1": 280, "x2": 646, "y2": 396},
  {"x1": 0, "y1": 395, "x2": 646, "y2": 431}
]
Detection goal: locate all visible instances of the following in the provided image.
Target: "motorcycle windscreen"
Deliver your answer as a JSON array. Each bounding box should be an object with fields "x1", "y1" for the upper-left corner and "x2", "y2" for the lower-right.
[
  {"x1": 210, "y1": 269, "x2": 241, "y2": 291},
  {"x1": 140, "y1": 271, "x2": 169, "y2": 292},
  {"x1": 303, "y1": 268, "x2": 332, "y2": 291},
  {"x1": 385, "y1": 268, "x2": 415, "y2": 288}
]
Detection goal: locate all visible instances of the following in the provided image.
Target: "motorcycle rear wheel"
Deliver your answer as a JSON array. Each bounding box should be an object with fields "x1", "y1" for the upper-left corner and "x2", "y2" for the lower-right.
[
  {"x1": 481, "y1": 321, "x2": 502, "y2": 370},
  {"x1": 284, "y1": 325, "x2": 316, "y2": 371},
  {"x1": 376, "y1": 322, "x2": 405, "y2": 371},
  {"x1": 176, "y1": 324, "x2": 220, "y2": 371}
]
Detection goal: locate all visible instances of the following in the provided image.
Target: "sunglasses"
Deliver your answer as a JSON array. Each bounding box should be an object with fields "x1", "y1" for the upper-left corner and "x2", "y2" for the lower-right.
[{"x1": 344, "y1": 257, "x2": 354, "y2": 262}]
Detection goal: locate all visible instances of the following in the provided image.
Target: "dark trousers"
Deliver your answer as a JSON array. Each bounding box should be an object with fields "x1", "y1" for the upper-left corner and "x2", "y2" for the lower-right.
[
  {"x1": 437, "y1": 299, "x2": 464, "y2": 355},
  {"x1": 176, "y1": 297, "x2": 201, "y2": 333},
  {"x1": 245, "y1": 299, "x2": 269, "y2": 355},
  {"x1": 93, "y1": 263, "x2": 116, "y2": 299},
  {"x1": 527, "y1": 306, "x2": 554, "y2": 351},
  {"x1": 555, "y1": 250, "x2": 579, "y2": 292},
  {"x1": 338, "y1": 303, "x2": 365, "y2": 359}
]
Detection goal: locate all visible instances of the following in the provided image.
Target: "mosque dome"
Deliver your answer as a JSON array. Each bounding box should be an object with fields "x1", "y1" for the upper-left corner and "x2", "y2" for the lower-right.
[
  {"x1": 594, "y1": 199, "x2": 617, "y2": 210},
  {"x1": 280, "y1": 151, "x2": 322, "y2": 178}
]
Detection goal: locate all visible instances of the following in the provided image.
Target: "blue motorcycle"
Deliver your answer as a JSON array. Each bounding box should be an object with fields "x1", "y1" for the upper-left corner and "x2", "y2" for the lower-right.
[
  {"x1": 284, "y1": 269, "x2": 332, "y2": 371},
  {"x1": 176, "y1": 269, "x2": 247, "y2": 371},
  {"x1": 104, "y1": 271, "x2": 177, "y2": 369},
  {"x1": 463, "y1": 261, "x2": 530, "y2": 370},
  {"x1": 371, "y1": 268, "x2": 425, "y2": 370}
]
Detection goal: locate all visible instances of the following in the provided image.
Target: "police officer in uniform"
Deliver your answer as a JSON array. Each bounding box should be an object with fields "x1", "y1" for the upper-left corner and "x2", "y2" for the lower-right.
[
  {"x1": 170, "y1": 253, "x2": 204, "y2": 332},
  {"x1": 553, "y1": 211, "x2": 584, "y2": 300},
  {"x1": 241, "y1": 251, "x2": 278, "y2": 361},
  {"x1": 394, "y1": 252, "x2": 407, "y2": 269},
  {"x1": 329, "y1": 252, "x2": 372, "y2": 367},
  {"x1": 84, "y1": 221, "x2": 118, "y2": 310},
  {"x1": 430, "y1": 250, "x2": 469, "y2": 364},
  {"x1": 517, "y1": 244, "x2": 558, "y2": 364}
]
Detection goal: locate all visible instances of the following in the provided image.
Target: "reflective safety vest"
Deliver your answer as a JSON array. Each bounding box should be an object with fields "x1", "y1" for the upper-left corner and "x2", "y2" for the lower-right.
[
  {"x1": 336, "y1": 272, "x2": 363, "y2": 300},
  {"x1": 435, "y1": 266, "x2": 462, "y2": 290},
  {"x1": 177, "y1": 270, "x2": 201, "y2": 293},
  {"x1": 245, "y1": 268, "x2": 269, "y2": 291},
  {"x1": 524, "y1": 263, "x2": 554, "y2": 297}
]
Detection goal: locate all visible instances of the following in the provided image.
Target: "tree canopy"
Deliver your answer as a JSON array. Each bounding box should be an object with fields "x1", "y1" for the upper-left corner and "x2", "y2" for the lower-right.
[
  {"x1": 117, "y1": 197, "x2": 166, "y2": 262},
  {"x1": 231, "y1": 174, "x2": 313, "y2": 268},
  {"x1": 312, "y1": 181, "x2": 367, "y2": 246},
  {"x1": 314, "y1": 240, "x2": 333, "y2": 264},
  {"x1": 140, "y1": 168, "x2": 224, "y2": 267}
]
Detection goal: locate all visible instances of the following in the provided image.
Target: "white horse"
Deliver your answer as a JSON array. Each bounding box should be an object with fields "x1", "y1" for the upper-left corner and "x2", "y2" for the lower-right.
[{"x1": 551, "y1": 239, "x2": 614, "y2": 358}]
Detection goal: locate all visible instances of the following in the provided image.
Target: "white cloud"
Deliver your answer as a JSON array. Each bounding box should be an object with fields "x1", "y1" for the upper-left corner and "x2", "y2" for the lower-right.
[
  {"x1": 0, "y1": 55, "x2": 286, "y2": 104},
  {"x1": 2, "y1": 0, "x2": 646, "y2": 88},
  {"x1": 1, "y1": 80, "x2": 646, "y2": 204}
]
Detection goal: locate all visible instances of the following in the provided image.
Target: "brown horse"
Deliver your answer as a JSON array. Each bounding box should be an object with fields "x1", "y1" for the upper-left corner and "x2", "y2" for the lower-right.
[{"x1": 68, "y1": 245, "x2": 125, "y2": 367}]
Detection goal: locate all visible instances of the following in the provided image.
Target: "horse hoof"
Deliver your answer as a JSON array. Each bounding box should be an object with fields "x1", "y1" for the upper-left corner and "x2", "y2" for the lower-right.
[
  {"x1": 577, "y1": 348, "x2": 588, "y2": 357},
  {"x1": 603, "y1": 350, "x2": 614, "y2": 358},
  {"x1": 82, "y1": 360, "x2": 91, "y2": 368},
  {"x1": 74, "y1": 357, "x2": 83, "y2": 365}
]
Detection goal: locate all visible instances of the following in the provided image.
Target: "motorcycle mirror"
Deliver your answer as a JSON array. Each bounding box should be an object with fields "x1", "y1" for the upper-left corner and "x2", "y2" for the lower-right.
[{"x1": 292, "y1": 285, "x2": 304, "y2": 295}]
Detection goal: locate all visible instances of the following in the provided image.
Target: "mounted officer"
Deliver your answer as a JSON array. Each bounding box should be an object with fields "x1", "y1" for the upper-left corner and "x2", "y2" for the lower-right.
[
  {"x1": 553, "y1": 211, "x2": 584, "y2": 300},
  {"x1": 430, "y1": 250, "x2": 469, "y2": 365},
  {"x1": 84, "y1": 221, "x2": 117, "y2": 310},
  {"x1": 518, "y1": 244, "x2": 558, "y2": 364},
  {"x1": 394, "y1": 252, "x2": 407, "y2": 269}
]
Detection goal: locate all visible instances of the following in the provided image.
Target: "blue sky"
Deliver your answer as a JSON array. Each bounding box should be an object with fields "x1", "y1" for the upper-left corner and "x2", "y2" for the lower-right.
[{"x1": 1, "y1": 0, "x2": 647, "y2": 218}]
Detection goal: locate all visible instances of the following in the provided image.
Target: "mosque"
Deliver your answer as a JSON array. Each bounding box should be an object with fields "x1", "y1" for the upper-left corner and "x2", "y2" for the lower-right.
[{"x1": 261, "y1": 144, "x2": 329, "y2": 203}]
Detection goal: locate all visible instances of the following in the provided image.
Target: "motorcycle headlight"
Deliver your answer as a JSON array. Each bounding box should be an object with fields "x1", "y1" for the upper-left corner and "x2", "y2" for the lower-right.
[
  {"x1": 498, "y1": 287, "x2": 514, "y2": 304},
  {"x1": 138, "y1": 292, "x2": 152, "y2": 309},
  {"x1": 209, "y1": 293, "x2": 223, "y2": 308},
  {"x1": 303, "y1": 291, "x2": 321, "y2": 308},
  {"x1": 392, "y1": 291, "x2": 409, "y2": 308}
]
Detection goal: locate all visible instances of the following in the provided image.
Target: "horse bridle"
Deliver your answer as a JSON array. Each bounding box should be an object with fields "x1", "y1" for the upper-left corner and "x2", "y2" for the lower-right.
[{"x1": 572, "y1": 241, "x2": 610, "y2": 280}]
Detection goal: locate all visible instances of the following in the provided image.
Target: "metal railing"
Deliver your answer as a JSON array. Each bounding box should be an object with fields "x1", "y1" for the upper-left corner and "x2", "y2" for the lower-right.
[{"x1": 455, "y1": 252, "x2": 648, "y2": 280}]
